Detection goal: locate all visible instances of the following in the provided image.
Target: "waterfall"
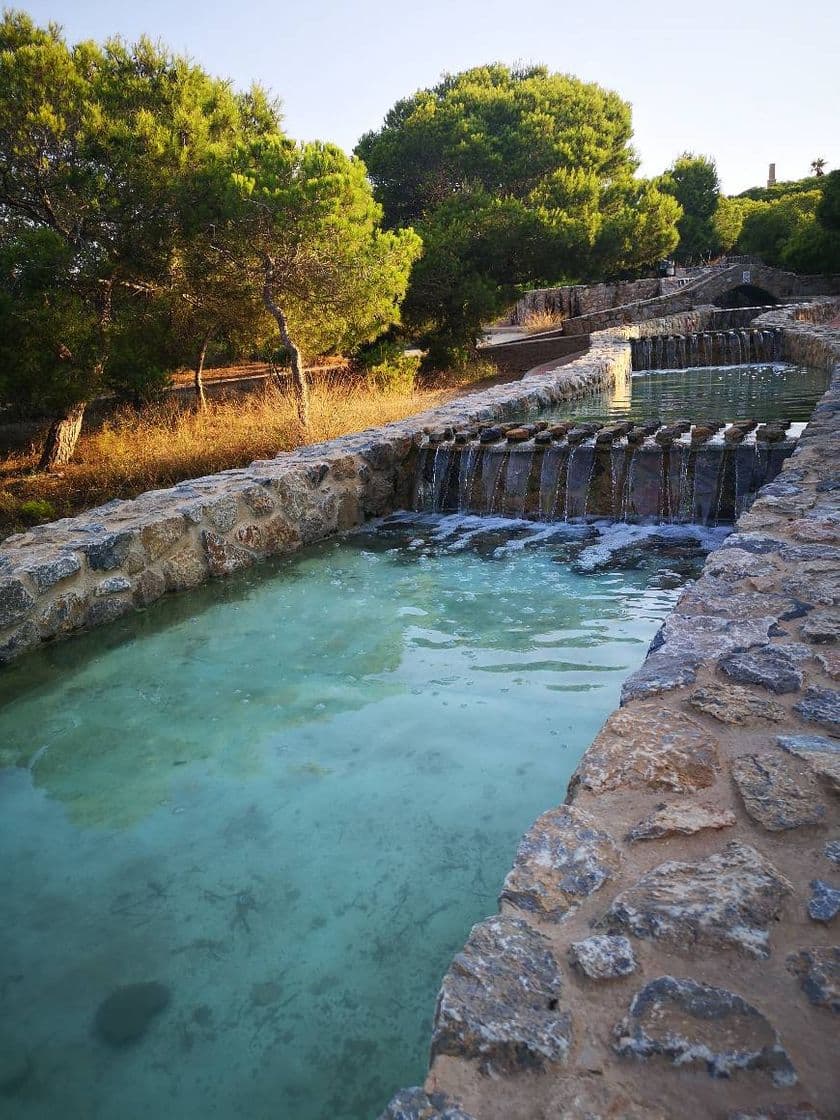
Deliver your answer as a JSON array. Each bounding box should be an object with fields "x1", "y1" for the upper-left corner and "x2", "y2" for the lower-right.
[
  {"x1": 413, "y1": 419, "x2": 798, "y2": 526},
  {"x1": 538, "y1": 444, "x2": 569, "y2": 520},
  {"x1": 564, "y1": 443, "x2": 596, "y2": 520},
  {"x1": 500, "y1": 449, "x2": 535, "y2": 517},
  {"x1": 632, "y1": 327, "x2": 783, "y2": 372},
  {"x1": 457, "y1": 445, "x2": 479, "y2": 512}
]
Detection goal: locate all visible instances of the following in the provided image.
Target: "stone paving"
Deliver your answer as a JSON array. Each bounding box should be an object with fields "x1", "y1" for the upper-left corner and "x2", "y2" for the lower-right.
[{"x1": 379, "y1": 307, "x2": 840, "y2": 1117}]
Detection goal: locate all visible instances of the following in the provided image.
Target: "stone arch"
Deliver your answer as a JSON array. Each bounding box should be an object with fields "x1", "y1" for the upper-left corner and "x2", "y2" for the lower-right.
[{"x1": 713, "y1": 283, "x2": 779, "y2": 309}]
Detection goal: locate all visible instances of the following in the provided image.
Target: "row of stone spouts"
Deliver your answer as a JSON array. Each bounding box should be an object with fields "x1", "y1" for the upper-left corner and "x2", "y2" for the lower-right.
[{"x1": 424, "y1": 417, "x2": 794, "y2": 450}]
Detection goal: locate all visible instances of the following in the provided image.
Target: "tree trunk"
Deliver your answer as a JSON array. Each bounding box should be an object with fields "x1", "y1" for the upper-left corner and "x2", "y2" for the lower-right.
[
  {"x1": 194, "y1": 333, "x2": 210, "y2": 410},
  {"x1": 38, "y1": 401, "x2": 87, "y2": 471},
  {"x1": 261, "y1": 259, "x2": 310, "y2": 427}
]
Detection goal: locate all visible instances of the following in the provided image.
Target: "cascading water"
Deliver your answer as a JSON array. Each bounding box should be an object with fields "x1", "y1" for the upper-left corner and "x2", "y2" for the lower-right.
[
  {"x1": 414, "y1": 422, "x2": 799, "y2": 527},
  {"x1": 630, "y1": 327, "x2": 782, "y2": 370}
]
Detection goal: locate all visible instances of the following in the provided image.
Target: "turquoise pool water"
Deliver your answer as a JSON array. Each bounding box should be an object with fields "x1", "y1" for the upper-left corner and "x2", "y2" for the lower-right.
[
  {"x1": 545, "y1": 362, "x2": 828, "y2": 425},
  {"x1": 0, "y1": 515, "x2": 721, "y2": 1119}
]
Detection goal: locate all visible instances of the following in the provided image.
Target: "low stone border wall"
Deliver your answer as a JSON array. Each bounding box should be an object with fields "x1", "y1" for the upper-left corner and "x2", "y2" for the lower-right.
[
  {"x1": 380, "y1": 305, "x2": 840, "y2": 1118},
  {"x1": 0, "y1": 329, "x2": 638, "y2": 664}
]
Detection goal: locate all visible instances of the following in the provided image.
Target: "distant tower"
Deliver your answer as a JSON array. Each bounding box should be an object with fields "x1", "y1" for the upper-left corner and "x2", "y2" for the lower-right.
[{"x1": 767, "y1": 162, "x2": 776, "y2": 188}]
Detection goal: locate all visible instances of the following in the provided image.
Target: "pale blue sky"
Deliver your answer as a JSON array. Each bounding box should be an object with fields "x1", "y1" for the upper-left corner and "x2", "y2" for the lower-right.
[{"x1": 17, "y1": 0, "x2": 840, "y2": 194}]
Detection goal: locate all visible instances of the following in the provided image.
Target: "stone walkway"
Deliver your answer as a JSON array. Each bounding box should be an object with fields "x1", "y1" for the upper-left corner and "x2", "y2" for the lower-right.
[{"x1": 379, "y1": 314, "x2": 840, "y2": 1118}]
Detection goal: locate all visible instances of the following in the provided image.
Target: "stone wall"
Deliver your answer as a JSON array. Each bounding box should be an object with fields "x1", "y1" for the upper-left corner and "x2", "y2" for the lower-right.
[
  {"x1": 379, "y1": 305, "x2": 840, "y2": 1119},
  {"x1": 560, "y1": 263, "x2": 840, "y2": 336},
  {"x1": 479, "y1": 333, "x2": 588, "y2": 377},
  {"x1": 0, "y1": 331, "x2": 636, "y2": 664},
  {"x1": 512, "y1": 278, "x2": 662, "y2": 324}
]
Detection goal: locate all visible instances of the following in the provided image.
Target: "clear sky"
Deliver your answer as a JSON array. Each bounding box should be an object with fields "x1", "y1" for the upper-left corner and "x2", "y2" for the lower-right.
[{"x1": 17, "y1": 0, "x2": 840, "y2": 194}]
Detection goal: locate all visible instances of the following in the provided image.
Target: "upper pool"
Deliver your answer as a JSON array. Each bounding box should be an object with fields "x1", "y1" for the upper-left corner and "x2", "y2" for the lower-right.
[
  {"x1": 0, "y1": 514, "x2": 719, "y2": 1120},
  {"x1": 544, "y1": 361, "x2": 828, "y2": 425}
]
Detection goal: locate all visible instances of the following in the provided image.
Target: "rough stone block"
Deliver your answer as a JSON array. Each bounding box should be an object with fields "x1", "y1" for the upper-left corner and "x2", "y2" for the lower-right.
[
  {"x1": 95, "y1": 576, "x2": 132, "y2": 596},
  {"x1": 794, "y1": 686, "x2": 840, "y2": 733},
  {"x1": 801, "y1": 610, "x2": 840, "y2": 644},
  {"x1": 82, "y1": 531, "x2": 135, "y2": 571},
  {"x1": 569, "y1": 706, "x2": 719, "y2": 795},
  {"x1": 162, "y1": 546, "x2": 208, "y2": 592},
  {"x1": 133, "y1": 569, "x2": 166, "y2": 608},
  {"x1": 569, "y1": 935, "x2": 637, "y2": 980},
  {"x1": 777, "y1": 734, "x2": 840, "y2": 793},
  {"x1": 787, "y1": 947, "x2": 840, "y2": 1013},
  {"x1": 141, "y1": 517, "x2": 186, "y2": 561},
  {"x1": 500, "y1": 805, "x2": 620, "y2": 922},
  {"x1": 85, "y1": 595, "x2": 131, "y2": 627},
  {"x1": 241, "y1": 485, "x2": 276, "y2": 516},
  {"x1": 38, "y1": 593, "x2": 85, "y2": 639},
  {"x1": 614, "y1": 976, "x2": 796, "y2": 1085},
  {"x1": 431, "y1": 915, "x2": 571, "y2": 1075},
  {"x1": 0, "y1": 577, "x2": 35, "y2": 630},
  {"x1": 262, "y1": 515, "x2": 302, "y2": 555},
  {"x1": 807, "y1": 880, "x2": 840, "y2": 923},
  {"x1": 626, "y1": 801, "x2": 736, "y2": 842},
  {"x1": 620, "y1": 615, "x2": 776, "y2": 703},
  {"x1": 731, "y1": 754, "x2": 826, "y2": 831},
  {"x1": 0, "y1": 621, "x2": 39, "y2": 662},
  {"x1": 202, "y1": 531, "x2": 254, "y2": 577},
  {"x1": 23, "y1": 553, "x2": 82, "y2": 591},
  {"x1": 719, "y1": 644, "x2": 806, "y2": 694},
  {"x1": 688, "y1": 683, "x2": 786, "y2": 725},
  {"x1": 377, "y1": 1088, "x2": 475, "y2": 1120},
  {"x1": 599, "y1": 842, "x2": 792, "y2": 958},
  {"x1": 202, "y1": 494, "x2": 239, "y2": 532}
]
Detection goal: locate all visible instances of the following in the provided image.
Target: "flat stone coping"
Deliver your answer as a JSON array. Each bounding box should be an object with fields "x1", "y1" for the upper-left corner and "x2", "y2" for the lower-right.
[{"x1": 379, "y1": 305, "x2": 840, "y2": 1119}]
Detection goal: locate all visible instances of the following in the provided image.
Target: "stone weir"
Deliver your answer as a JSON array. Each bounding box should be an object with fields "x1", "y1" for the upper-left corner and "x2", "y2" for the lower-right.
[
  {"x1": 378, "y1": 303, "x2": 840, "y2": 1119},
  {"x1": 414, "y1": 419, "x2": 798, "y2": 525},
  {"x1": 631, "y1": 325, "x2": 781, "y2": 371}
]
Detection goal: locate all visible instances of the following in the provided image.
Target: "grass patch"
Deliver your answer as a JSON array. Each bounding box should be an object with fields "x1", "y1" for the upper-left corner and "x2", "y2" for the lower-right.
[
  {"x1": 0, "y1": 365, "x2": 501, "y2": 538},
  {"x1": 520, "y1": 309, "x2": 566, "y2": 333}
]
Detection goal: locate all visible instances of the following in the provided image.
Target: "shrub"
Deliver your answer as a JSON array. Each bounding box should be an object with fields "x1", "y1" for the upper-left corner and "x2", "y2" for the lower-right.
[
  {"x1": 18, "y1": 498, "x2": 56, "y2": 524},
  {"x1": 357, "y1": 341, "x2": 421, "y2": 392}
]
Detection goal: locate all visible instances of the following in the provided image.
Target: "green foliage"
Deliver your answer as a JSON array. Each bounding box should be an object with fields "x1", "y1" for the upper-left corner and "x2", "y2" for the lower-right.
[
  {"x1": 356, "y1": 341, "x2": 421, "y2": 392},
  {"x1": 0, "y1": 490, "x2": 56, "y2": 529},
  {"x1": 738, "y1": 177, "x2": 823, "y2": 202},
  {"x1": 357, "y1": 64, "x2": 681, "y2": 358},
  {"x1": 711, "y1": 196, "x2": 747, "y2": 253},
  {"x1": 727, "y1": 182, "x2": 840, "y2": 274},
  {"x1": 17, "y1": 498, "x2": 56, "y2": 524},
  {"x1": 657, "y1": 153, "x2": 723, "y2": 261},
  {"x1": 216, "y1": 134, "x2": 422, "y2": 359},
  {"x1": 357, "y1": 64, "x2": 636, "y2": 228},
  {"x1": 0, "y1": 9, "x2": 273, "y2": 429},
  {"x1": 0, "y1": 10, "x2": 420, "y2": 454},
  {"x1": 817, "y1": 171, "x2": 840, "y2": 232},
  {"x1": 737, "y1": 191, "x2": 814, "y2": 265}
]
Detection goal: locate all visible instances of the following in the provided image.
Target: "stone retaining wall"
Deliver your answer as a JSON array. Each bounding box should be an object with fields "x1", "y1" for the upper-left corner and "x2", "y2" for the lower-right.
[
  {"x1": 380, "y1": 304, "x2": 840, "y2": 1119},
  {"x1": 512, "y1": 278, "x2": 663, "y2": 324},
  {"x1": 560, "y1": 264, "x2": 840, "y2": 336}
]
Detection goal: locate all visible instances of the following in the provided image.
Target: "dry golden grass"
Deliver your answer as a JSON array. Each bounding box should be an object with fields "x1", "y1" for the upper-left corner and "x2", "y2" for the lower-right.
[
  {"x1": 520, "y1": 308, "x2": 566, "y2": 334},
  {"x1": 0, "y1": 366, "x2": 499, "y2": 536}
]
